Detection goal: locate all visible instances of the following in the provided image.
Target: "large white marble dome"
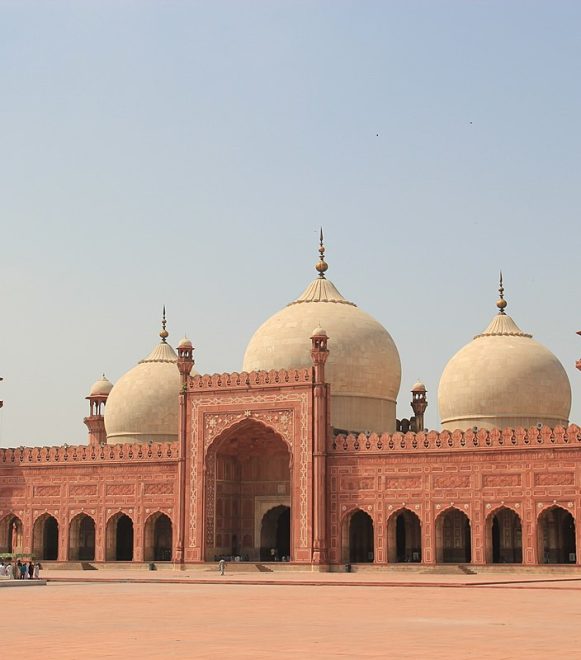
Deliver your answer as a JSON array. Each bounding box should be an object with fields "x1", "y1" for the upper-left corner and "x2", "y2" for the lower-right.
[
  {"x1": 243, "y1": 246, "x2": 401, "y2": 433},
  {"x1": 438, "y1": 296, "x2": 571, "y2": 432},
  {"x1": 104, "y1": 323, "x2": 196, "y2": 443}
]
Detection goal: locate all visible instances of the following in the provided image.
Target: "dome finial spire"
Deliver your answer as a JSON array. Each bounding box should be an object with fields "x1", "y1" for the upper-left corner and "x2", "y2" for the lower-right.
[
  {"x1": 496, "y1": 271, "x2": 507, "y2": 315},
  {"x1": 315, "y1": 227, "x2": 328, "y2": 279},
  {"x1": 160, "y1": 305, "x2": 169, "y2": 343}
]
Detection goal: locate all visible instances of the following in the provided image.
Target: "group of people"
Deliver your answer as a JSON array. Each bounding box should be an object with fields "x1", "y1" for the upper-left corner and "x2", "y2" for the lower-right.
[{"x1": 0, "y1": 560, "x2": 41, "y2": 580}]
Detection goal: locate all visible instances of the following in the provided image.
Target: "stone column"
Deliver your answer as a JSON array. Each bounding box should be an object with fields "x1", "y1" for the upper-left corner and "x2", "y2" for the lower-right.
[
  {"x1": 176, "y1": 338, "x2": 194, "y2": 565},
  {"x1": 311, "y1": 327, "x2": 329, "y2": 565}
]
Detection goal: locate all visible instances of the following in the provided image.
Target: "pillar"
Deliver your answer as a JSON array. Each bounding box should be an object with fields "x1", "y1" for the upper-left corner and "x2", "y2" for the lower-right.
[{"x1": 311, "y1": 326, "x2": 329, "y2": 564}]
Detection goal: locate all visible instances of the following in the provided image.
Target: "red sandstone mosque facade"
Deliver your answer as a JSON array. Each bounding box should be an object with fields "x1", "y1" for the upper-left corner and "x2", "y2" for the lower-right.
[{"x1": 1, "y1": 238, "x2": 580, "y2": 569}]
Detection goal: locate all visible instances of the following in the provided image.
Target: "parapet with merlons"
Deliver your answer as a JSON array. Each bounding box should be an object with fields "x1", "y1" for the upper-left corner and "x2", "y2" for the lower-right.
[
  {"x1": 330, "y1": 424, "x2": 581, "y2": 454},
  {"x1": 188, "y1": 368, "x2": 313, "y2": 391},
  {"x1": 0, "y1": 442, "x2": 179, "y2": 466}
]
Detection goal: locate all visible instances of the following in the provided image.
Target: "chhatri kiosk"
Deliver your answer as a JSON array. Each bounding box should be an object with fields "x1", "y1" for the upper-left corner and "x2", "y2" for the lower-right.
[{"x1": 0, "y1": 236, "x2": 579, "y2": 568}]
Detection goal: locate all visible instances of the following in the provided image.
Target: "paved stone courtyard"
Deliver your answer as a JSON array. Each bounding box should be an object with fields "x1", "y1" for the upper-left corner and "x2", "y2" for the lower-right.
[{"x1": 3, "y1": 571, "x2": 581, "y2": 658}]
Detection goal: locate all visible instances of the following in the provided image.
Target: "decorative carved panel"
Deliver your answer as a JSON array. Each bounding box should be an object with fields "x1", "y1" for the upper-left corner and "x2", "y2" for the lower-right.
[
  {"x1": 483, "y1": 474, "x2": 521, "y2": 487},
  {"x1": 534, "y1": 473, "x2": 574, "y2": 486},
  {"x1": 106, "y1": 484, "x2": 135, "y2": 496},
  {"x1": 433, "y1": 475, "x2": 470, "y2": 489},
  {"x1": 190, "y1": 391, "x2": 310, "y2": 551},
  {"x1": 340, "y1": 477, "x2": 374, "y2": 491},
  {"x1": 69, "y1": 485, "x2": 98, "y2": 497},
  {"x1": 385, "y1": 477, "x2": 421, "y2": 489},
  {"x1": 0, "y1": 487, "x2": 25, "y2": 498},
  {"x1": 144, "y1": 483, "x2": 174, "y2": 495},
  {"x1": 33, "y1": 485, "x2": 60, "y2": 497}
]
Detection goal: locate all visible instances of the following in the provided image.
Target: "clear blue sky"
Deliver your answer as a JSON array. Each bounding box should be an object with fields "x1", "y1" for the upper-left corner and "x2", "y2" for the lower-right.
[{"x1": 1, "y1": 1, "x2": 580, "y2": 445}]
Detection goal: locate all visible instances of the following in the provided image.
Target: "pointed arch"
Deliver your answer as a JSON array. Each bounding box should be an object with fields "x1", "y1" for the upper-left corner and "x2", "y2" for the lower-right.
[
  {"x1": 386, "y1": 508, "x2": 421, "y2": 563},
  {"x1": 341, "y1": 508, "x2": 374, "y2": 563},
  {"x1": 0, "y1": 514, "x2": 24, "y2": 554},
  {"x1": 537, "y1": 505, "x2": 576, "y2": 564},
  {"x1": 105, "y1": 511, "x2": 134, "y2": 561},
  {"x1": 205, "y1": 416, "x2": 292, "y2": 456},
  {"x1": 32, "y1": 513, "x2": 59, "y2": 560},
  {"x1": 144, "y1": 512, "x2": 173, "y2": 562},
  {"x1": 485, "y1": 506, "x2": 522, "y2": 564},
  {"x1": 68, "y1": 513, "x2": 96, "y2": 561},
  {"x1": 204, "y1": 417, "x2": 291, "y2": 561},
  {"x1": 435, "y1": 507, "x2": 471, "y2": 564},
  {"x1": 259, "y1": 505, "x2": 291, "y2": 561}
]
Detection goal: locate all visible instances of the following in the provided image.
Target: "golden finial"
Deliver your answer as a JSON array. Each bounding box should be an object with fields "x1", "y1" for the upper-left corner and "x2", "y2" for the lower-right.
[
  {"x1": 496, "y1": 271, "x2": 507, "y2": 314},
  {"x1": 315, "y1": 227, "x2": 328, "y2": 279},
  {"x1": 160, "y1": 305, "x2": 169, "y2": 342}
]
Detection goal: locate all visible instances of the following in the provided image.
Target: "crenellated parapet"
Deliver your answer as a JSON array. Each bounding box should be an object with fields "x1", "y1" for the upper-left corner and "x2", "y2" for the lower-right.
[
  {"x1": 0, "y1": 441, "x2": 179, "y2": 466},
  {"x1": 189, "y1": 368, "x2": 313, "y2": 392},
  {"x1": 330, "y1": 424, "x2": 581, "y2": 454}
]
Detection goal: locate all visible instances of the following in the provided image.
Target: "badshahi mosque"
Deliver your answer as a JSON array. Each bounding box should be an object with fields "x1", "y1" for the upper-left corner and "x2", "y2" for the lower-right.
[{"x1": 0, "y1": 235, "x2": 579, "y2": 569}]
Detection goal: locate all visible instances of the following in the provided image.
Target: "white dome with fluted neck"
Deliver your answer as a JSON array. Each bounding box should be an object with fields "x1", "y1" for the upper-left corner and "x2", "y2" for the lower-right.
[
  {"x1": 88, "y1": 374, "x2": 113, "y2": 397},
  {"x1": 243, "y1": 259, "x2": 401, "y2": 433},
  {"x1": 438, "y1": 306, "x2": 571, "y2": 431},
  {"x1": 104, "y1": 334, "x2": 196, "y2": 444}
]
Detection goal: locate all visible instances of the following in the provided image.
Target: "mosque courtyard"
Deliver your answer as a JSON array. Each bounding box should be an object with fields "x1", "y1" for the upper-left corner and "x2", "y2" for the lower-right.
[{"x1": 3, "y1": 569, "x2": 581, "y2": 658}]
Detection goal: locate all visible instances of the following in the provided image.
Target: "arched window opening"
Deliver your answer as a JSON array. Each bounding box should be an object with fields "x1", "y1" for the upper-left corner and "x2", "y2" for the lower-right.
[
  {"x1": 144, "y1": 513, "x2": 173, "y2": 562},
  {"x1": 260, "y1": 505, "x2": 291, "y2": 561},
  {"x1": 487, "y1": 508, "x2": 522, "y2": 564},
  {"x1": 32, "y1": 514, "x2": 59, "y2": 560},
  {"x1": 538, "y1": 507, "x2": 576, "y2": 564},
  {"x1": 0, "y1": 515, "x2": 23, "y2": 555},
  {"x1": 106, "y1": 513, "x2": 134, "y2": 561},
  {"x1": 436, "y1": 509, "x2": 471, "y2": 564},
  {"x1": 69, "y1": 514, "x2": 96, "y2": 561},
  {"x1": 345, "y1": 510, "x2": 374, "y2": 563},
  {"x1": 387, "y1": 509, "x2": 421, "y2": 563}
]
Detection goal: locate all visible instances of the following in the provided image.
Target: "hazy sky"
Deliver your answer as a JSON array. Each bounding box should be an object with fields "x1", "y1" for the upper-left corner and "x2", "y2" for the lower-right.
[{"x1": 1, "y1": 1, "x2": 580, "y2": 446}]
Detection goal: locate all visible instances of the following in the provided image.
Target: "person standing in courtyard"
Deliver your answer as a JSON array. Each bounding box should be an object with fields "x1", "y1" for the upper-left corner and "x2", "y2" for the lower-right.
[
  {"x1": 33, "y1": 562, "x2": 40, "y2": 579},
  {"x1": 218, "y1": 559, "x2": 225, "y2": 576}
]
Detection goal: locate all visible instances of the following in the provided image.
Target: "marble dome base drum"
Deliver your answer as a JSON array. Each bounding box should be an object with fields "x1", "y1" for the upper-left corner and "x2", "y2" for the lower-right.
[{"x1": 1, "y1": 237, "x2": 580, "y2": 569}]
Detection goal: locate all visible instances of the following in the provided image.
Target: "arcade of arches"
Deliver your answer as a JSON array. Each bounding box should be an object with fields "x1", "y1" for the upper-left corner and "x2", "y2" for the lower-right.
[
  {"x1": 0, "y1": 504, "x2": 578, "y2": 566},
  {"x1": 205, "y1": 420, "x2": 291, "y2": 561}
]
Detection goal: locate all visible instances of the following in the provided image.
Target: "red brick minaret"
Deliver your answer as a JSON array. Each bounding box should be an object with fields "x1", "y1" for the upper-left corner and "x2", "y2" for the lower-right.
[
  {"x1": 83, "y1": 375, "x2": 113, "y2": 446},
  {"x1": 411, "y1": 381, "x2": 428, "y2": 432},
  {"x1": 311, "y1": 324, "x2": 329, "y2": 564},
  {"x1": 176, "y1": 333, "x2": 195, "y2": 565}
]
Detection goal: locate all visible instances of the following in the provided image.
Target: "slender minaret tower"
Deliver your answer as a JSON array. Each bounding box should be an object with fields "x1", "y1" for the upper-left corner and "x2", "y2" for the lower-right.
[
  {"x1": 577, "y1": 330, "x2": 581, "y2": 372},
  {"x1": 176, "y1": 330, "x2": 195, "y2": 565},
  {"x1": 84, "y1": 374, "x2": 113, "y2": 446},
  {"x1": 411, "y1": 381, "x2": 428, "y2": 432},
  {"x1": 311, "y1": 323, "x2": 329, "y2": 564}
]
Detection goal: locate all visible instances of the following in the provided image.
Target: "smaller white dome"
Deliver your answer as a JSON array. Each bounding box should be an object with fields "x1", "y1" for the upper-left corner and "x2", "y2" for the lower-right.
[
  {"x1": 438, "y1": 310, "x2": 571, "y2": 431},
  {"x1": 411, "y1": 381, "x2": 426, "y2": 393},
  {"x1": 88, "y1": 374, "x2": 113, "y2": 397},
  {"x1": 178, "y1": 336, "x2": 193, "y2": 349},
  {"x1": 104, "y1": 339, "x2": 198, "y2": 444},
  {"x1": 311, "y1": 326, "x2": 327, "y2": 337}
]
